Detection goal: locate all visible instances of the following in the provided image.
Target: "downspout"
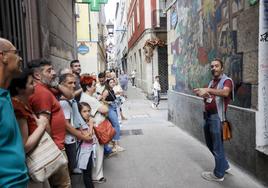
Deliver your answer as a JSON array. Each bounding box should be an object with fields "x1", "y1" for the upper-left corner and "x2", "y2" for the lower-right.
[{"x1": 256, "y1": 0, "x2": 268, "y2": 154}]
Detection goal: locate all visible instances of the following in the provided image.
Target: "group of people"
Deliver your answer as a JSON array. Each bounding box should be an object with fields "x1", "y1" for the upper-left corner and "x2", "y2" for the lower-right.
[
  {"x1": 0, "y1": 37, "x2": 128, "y2": 188},
  {"x1": 1, "y1": 35, "x2": 235, "y2": 188}
]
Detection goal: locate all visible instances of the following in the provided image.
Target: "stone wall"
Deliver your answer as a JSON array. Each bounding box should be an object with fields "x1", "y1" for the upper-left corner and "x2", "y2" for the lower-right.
[
  {"x1": 36, "y1": 0, "x2": 76, "y2": 70},
  {"x1": 168, "y1": 90, "x2": 268, "y2": 185}
]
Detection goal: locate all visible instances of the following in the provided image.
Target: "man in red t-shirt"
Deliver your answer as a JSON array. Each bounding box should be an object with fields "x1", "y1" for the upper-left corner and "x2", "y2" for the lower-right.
[
  {"x1": 29, "y1": 59, "x2": 72, "y2": 187},
  {"x1": 194, "y1": 58, "x2": 233, "y2": 182}
]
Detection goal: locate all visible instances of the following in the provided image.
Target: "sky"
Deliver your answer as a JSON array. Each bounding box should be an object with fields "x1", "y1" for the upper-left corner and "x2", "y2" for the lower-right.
[{"x1": 104, "y1": 0, "x2": 118, "y2": 23}]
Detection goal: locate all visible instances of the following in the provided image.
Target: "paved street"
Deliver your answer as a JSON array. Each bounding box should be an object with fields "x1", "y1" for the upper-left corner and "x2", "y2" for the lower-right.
[{"x1": 73, "y1": 86, "x2": 266, "y2": 188}]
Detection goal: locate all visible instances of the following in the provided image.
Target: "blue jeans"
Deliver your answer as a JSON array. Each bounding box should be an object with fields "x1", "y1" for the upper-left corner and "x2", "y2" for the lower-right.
[
  {"x1": 104, "y1": 144, "x2": 112, "y2": 155},
  {"x1": 153, "y1": 91, "x2": 160, "y2": 107},
  {"x1": 108, "y1": 102, "x2": 120, "y2": 141},
  {"x1": 203, "y1": 113, "x2": 229, "y2": 178}
]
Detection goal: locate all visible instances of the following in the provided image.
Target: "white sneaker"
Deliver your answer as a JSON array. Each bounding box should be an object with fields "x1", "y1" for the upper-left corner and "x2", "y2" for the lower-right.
[
  {"x1": 116, "y1": 146, "x2": 125, "y2": 152},
  {"x1": 151, "y1": 103, "x2": 156, "y2": 109},
  {"x1": 113, "y1": 145, "x2": 125, "y2": 152},
  {"x1": 225, "y1": 167, "x2": 231, "y2": 173},
  {"x1": 201, "y1": 171, "x2": 224, "y2": 182}
]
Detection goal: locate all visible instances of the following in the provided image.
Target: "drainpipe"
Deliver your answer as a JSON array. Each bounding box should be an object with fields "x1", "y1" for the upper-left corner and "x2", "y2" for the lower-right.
[{"x1": 256, "y1": 0, "x2": 268, "y2": 154}]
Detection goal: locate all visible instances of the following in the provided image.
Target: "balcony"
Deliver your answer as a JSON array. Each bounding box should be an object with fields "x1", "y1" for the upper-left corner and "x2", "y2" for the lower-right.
[{"x1": 152, "y1": 9, "x2": 167, "y2": 29}]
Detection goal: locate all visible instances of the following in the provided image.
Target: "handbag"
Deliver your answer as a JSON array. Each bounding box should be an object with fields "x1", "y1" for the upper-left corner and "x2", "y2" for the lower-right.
[
  {"x1": 26, "y1": 132, "x2": 68, "y2": 182},
  {"x1": 93, "y1": 119, "x2": 116, "y2": 144},
  {"x1": 222, "y1": 120, "x2": 232, "y2": 141}
]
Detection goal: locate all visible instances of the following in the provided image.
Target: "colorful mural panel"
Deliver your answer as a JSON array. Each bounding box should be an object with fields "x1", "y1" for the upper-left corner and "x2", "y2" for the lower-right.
[{"x1": 170, "y1": 0, "x2": 251, "y2": 108}]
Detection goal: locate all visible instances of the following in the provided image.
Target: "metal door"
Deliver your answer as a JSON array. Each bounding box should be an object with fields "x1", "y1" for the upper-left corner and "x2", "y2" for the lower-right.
[
  {"x1": 0, "y1": 0, "x2": 27, "y2": 66},
  {"x1": 157, "y1": 45, "x2": 168, "y2": 93}
]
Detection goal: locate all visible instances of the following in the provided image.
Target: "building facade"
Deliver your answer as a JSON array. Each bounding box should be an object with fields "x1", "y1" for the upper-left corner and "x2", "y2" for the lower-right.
[
  {"x1": 76, "y1": 3, "x2": 106, "y2": 75},
  {"x1": 0, "y1": 0, "x2": 77, "y2": 70},
  {"x1": 166, "y1": 0, "x2": 268, "y2": 184},
  {"x1": 127, "y1": 0, "x2": 168, "y2": 94},
  {"x1": 114, "y1": 0, "x2": 128, "y2": 73}
]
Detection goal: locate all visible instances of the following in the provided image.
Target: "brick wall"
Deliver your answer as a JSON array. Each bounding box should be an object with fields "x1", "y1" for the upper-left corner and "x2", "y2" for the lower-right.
[{"x1": 128, "y1": 0, "x2": 145, "y2": 49}]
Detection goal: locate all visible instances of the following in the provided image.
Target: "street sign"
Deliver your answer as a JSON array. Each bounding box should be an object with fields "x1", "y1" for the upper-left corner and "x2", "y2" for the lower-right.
[
  {"x1": 77, "y1": 43, "x2": 90, "y2": 55},
  {"x1": 76, "y1": 0, "x2": 108, "y2": 11}
]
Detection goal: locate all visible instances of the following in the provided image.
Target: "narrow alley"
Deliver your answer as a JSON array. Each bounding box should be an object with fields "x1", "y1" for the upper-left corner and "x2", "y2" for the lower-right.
[
  {"x1": 1, "y1": 1, "x2": 268, "y2": 187},
  {"x1": 72, "y1": 85, "x2": 265, "y2": 188}
]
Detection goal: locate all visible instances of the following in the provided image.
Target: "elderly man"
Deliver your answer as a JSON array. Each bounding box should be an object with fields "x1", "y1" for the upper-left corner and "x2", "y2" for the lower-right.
[{"x1": 0, "y1": 38, "x2": 29, "y2": 187}]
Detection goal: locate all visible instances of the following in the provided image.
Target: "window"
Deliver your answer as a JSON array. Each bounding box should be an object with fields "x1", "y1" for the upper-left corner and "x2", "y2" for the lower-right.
[
  {"x1": 136, "y1": 0, "x2": 140, "y2": 25},
  {"x1": 132, "y1": 14, "x2": 135, "y2": 33}
]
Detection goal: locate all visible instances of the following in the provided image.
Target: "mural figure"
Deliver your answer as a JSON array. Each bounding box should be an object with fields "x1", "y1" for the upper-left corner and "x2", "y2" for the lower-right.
[{"x1": 170, "y1": 0, "x2": 250, "y2": 107}]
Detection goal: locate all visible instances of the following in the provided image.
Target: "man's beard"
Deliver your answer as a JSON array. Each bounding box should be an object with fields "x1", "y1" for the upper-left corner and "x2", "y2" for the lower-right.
[{"x1": 41, "y1": 77, "x2": 59, "y2": 88}]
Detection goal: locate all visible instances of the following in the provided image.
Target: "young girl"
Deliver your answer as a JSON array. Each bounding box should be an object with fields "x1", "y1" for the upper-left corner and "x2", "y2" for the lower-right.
[
  {"x1": 152, "y1": 75, "x2": 161, "y2": 109},
  {"x1": 78, "y1": 102, "x2": 96, "y2": 188}
]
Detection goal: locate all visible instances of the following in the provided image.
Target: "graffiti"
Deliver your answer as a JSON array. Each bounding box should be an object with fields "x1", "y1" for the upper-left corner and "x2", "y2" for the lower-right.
[
  {"x1": 169, "y1": 0, "x2": 251, "y2": 107},
  {"x1": 41, "y1": 26, "x2": 50, "y2": 58},
  {"x1": 260, "y1": 31, "x2": 268, "y2": 42}
]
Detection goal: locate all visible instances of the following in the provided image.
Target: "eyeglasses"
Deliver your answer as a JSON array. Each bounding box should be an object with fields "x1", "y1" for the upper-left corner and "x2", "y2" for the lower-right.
[{"x1": 0, "y1": 49, "x2": 20, "y2": 55}]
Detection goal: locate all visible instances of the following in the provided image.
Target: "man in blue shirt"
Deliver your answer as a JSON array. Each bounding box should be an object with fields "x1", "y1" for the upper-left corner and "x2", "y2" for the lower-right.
[{"x1": 0, "y1": 38, "x2": 29, "y2": 187}]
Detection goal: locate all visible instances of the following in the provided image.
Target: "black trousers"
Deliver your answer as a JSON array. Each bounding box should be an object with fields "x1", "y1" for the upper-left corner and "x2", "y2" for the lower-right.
[
  {"x1": 131, "y1": 77, "x2": 135, "y2": 86},
  {"x1": 82, "y1": 153, "x2": 94, "y2": 188},
  {"x1": 65, "y1": 143, "x2": 77, "y2": 172}
]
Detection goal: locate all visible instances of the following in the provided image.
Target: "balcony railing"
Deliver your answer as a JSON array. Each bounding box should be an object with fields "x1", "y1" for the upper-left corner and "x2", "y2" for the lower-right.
[{"x1": 152, "y1": 9, "x2": 167, "y2": 29}]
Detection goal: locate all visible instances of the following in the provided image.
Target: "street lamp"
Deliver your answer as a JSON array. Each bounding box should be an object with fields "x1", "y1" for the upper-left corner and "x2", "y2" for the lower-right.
[{"x1": 106, "y1": 20, "x2": 114, "y2": 36}]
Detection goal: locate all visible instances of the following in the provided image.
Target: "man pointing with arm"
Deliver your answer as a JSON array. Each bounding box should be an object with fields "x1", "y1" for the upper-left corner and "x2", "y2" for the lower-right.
[{"x1": 194, "y1": 58, "x2": 234, "y2": 182}]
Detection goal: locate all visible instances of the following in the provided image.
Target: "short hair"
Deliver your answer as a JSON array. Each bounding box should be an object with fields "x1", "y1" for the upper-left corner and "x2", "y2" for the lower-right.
[
  {"x1": 98, "y1": 72, "x2": 105, "y2": 78},
  {"x1": 9, "y1": 68, "x2": 33, "y2": 96},
  {"x1": 59, "y1": 73, "x2": 75, "y2": 84},
  {"x1": 28, "y1": 58, "x2": 51, "y2": 72},
  {"x1": 70, "y1": 59, "x2": 79, "y2": 67},
  {"x1": 80, "y1": 74, "x2": 96, "y2": 92},
  {"x1": 59, "y1": 68, "x2": 72, "y2": 75},
  {"x1": 0, "y1": 37, "x2": 13, "y2": 51},
  {"x1": 213, "y1": 58, "x2": 224, "y2": 68}
]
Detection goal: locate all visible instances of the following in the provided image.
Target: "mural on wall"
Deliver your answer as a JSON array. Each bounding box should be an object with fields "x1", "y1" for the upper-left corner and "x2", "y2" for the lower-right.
[{"x1": 170, "y1": 0, "x2": 251, "y2": 108}]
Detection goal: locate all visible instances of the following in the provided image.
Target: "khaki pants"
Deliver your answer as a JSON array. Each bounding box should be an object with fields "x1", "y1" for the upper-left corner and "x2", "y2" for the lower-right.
[
  {"x1": 49, "y1": 150, "x2": 71, "y2": 188},
  {"x1": 92, "y1": 142, "x2": 104, "y2": 180}
]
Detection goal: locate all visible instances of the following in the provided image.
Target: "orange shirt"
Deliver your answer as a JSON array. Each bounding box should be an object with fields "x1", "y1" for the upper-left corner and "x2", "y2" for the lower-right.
[
  {"x1": 29, "y1": 83, "x2": 66, "y2": 150},
  {"x1": 12, "y1": 97, "x2": 37, "y2": 135}
]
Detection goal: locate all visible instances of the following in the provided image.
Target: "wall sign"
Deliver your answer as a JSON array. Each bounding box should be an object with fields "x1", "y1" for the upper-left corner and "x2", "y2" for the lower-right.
[{"x1": 77, "y1": 43, "x2": 89, "y2": 55}]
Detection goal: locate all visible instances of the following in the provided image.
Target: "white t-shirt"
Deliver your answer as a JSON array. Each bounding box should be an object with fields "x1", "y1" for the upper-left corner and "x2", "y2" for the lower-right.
[
  {"x1": 113, "y1": 85, "x2": 123, "y2": 97},
  {"x1": 80, "y1": 92, "x2": 106, "y2": 126},
  {"x1": 96, "y1": 83, "x2": 105, "y2": 95},
  {"x1": 153, "y1": 81, "x2": 161, "y2": 96},
  {"x1": 59, "y1": 100, "x2": 76, "y2": 144},
  {"x1": 131, "y1": 71, "x2": 136, "y2": 78}
]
